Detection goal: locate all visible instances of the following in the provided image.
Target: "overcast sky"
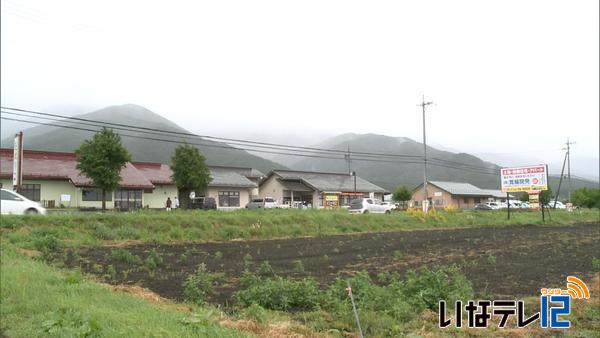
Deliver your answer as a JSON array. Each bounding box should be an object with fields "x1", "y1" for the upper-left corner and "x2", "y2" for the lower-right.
[{"x1": 1, "y1": 0, "x2": 598, "y2": 163}]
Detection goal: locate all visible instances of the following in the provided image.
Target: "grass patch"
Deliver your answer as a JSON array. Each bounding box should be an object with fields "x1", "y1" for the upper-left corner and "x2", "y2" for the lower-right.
[
  {"x1": 1, "y1": 209, "x2": 597, "y2": 250},
  {"x1": 0, "y1": 247, "x2": 246, "y2": 337}
]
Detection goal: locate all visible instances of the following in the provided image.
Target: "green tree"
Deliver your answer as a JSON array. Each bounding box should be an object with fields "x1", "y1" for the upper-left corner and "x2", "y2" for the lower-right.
[
  {"x1": 170, "y1": 143, "x2": 211, "y2": 209},
  {"x1": 392, "y1": 186, "x2": 412, "y2": 208},
  {"x1": 520, "y1": 192, "x2": 529, "y2": 202},
  {"x1": 540, "y1": 187, "x2": 553, "y2": 206},
  {"x1": 75, "y1": 128, "x2": 131, "y2": 210},
  {"x1": 571, "y1": 188, "x2": 600, "y2": 208}
]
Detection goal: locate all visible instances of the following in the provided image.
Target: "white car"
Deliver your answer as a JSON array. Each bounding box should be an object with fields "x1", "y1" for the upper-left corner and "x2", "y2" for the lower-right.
[
  {"x1": 245, "y1": 197, "x2": 278, "y2": 209},
  {"x1": 348, "y1": 198, "x2": 393, "y2": 214},
  {"x1": 381, "y1": 202, "x2": 398, "y2": 210},
  {"x1": 1, "y1": 188, "x2": 47, "y2": 215},
  {"x1": 484, "y1": 202, "x2": 501, "y2": 210},
  {"x1": 547, "y1": 201, "x2": 567, "y2": 209},
  {"x1": 508, "y1": 201, "x2": 522, "y2": 208}
]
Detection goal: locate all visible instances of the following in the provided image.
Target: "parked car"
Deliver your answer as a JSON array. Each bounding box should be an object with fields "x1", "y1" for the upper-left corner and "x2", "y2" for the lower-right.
[
  {"x1": 474, "y1": 203, "x2": 494, "y2": 211},
  {"x1": 348, "y1": 198, "x2": 393, "y2": 214},
  {"x1": 520, "y1": 202, "x2": 530, "y2": 209},
  {"x1": 0, "y1": 188, "x2": 47, "y2": 215},
  {"x1": 508, "y1": 200, "x2": 522, "y2": 208},
  {"x1": 381, "y1": 202, "x2": 398, "y2": 210},
  {"x1": 484, "y1": 202, "x2": 501, "y2": 210},
  {"x1": 190, "y1": 197, "x2": 217, "y2": 210},
  {"x1": 245, "y1": 197, "x2": 278, "y2": 209}
]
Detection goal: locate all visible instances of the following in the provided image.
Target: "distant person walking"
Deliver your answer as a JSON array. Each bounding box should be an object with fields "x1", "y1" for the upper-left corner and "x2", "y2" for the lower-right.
[
  {"x1": 174, "y1": 197, "x2": 180, "y2": 209},
  {"x1": 166, "y1": 197, "x2": 172, "y2": 211}
]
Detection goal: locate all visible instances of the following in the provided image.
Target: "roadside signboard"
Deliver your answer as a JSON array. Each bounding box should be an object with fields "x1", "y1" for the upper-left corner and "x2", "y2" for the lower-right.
[
  {"x1": 500, "y1": 165, "x2": 548, "y2": 192},
  {"x1": 324, "y1": 193, "x2": 339, "y2": 209},
  {"x1": 529, "y1": 192, "x2": 540, "y2": 209}
]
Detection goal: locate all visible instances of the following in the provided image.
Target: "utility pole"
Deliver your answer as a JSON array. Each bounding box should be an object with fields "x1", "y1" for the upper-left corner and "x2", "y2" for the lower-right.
[
  {"x1": 345, "y1": 144, "x2": 352, "y2": 174},
  {"x1": 553, "y1": 149, "x2": 568, "y2": 208},
  {"x1": 418, "y1": 95, "x2": 434, "y2": 212},
  {"x1": 565, "y1": 138, "x2": 575, "y2": 201}
]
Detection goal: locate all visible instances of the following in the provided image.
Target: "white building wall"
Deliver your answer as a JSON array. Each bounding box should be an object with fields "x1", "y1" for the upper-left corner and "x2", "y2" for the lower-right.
[
  {"x1": 206, "y1": 187, "x2": 251, "y2": 210},
  {"x1": 258, "y1": 176, "x2": 285, "y2": 205},
  {"x1": 143, "y1": 184, "x2": 179, "y2": 209}
]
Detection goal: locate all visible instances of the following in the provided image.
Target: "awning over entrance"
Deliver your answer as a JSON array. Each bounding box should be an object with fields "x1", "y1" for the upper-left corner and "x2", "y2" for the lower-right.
[{"x1": 279, "y1": 180, "x2": 313, "y2": 192}]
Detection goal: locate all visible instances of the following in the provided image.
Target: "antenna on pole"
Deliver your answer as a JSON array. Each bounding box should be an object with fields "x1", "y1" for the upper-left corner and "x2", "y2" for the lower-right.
[{"x1": 417, "y1": 95, "x2": 434, "y2": 212}]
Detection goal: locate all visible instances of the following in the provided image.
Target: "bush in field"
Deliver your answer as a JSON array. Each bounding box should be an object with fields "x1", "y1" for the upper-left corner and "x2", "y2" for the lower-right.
[
  {"x1": 106, "y1": 248, "x2": 141, "y2": 265},
  {"x1": 257, "y1": 261, "x2": 275, "y2": 276},
  {"x1": 33, "y1": 234, "x2": 60, "y2": 254},
  {"x1": 402, "y1": 265, "x2": 473, "y2": 311},
  {"x1": 145, "y1": 249, "x2": 163, "y2": 270},
  {"x1": 571, "y1": 188, "x2": 600, "y2": 208},
  {"x1": 234, "y1": 273, "x2": 321, "y2": 311},
  {"x1": 322, "y1": 271, "x2": 413, "y2": 323},
  {"x1": 183, "y1": 263, "x2": 217, "y2": 305}
]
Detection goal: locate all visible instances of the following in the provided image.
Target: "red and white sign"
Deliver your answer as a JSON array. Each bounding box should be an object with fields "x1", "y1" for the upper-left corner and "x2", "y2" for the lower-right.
[{"x1": 500, "y1": 165, "x2": 548, "y2": 193}]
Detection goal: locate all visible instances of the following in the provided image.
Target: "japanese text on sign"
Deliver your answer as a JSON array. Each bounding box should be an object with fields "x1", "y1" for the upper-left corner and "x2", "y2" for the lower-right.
[{"x1": 501, "y1": 165, "x2": 548, "y2": 193}]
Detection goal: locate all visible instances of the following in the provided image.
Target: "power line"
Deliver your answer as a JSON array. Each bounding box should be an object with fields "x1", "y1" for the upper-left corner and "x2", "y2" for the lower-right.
[
  {"x1": 1, "y1": 106, "x2": 423, "y2": 159},
  {"x1": 0, "y1": 115, "x2": 501, "y2": 176},
  {"x1": 1, "y1": 106, "x2": 502, "y2": 172},
  {"x1": 1, "y1": 110, "x2": 427, "y2": 162}
]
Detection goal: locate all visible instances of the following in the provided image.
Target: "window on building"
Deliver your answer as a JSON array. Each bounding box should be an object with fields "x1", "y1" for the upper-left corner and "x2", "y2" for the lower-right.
[
  {"x1": 414, "y1": 200, "x2": 419, "y2": 206},
  {"x1": 115, "y1": 189, "x2": 142, "y2": 210},
  {"x1": 82, "y1": 189, "x2": 112, "y2": 201},
  {"x1": 475, "y1": 197, "x2": 481, "y2": 204},
  {"x1": 463, "y1": 197, "x2": 469, "y2": 204},
  {"x1": 218, "y1": 191, "x2": 240, "y2": 207},
  {"x1": 435, "y1": 199, "x2": 443, "y2": 206},
  {"x1": 21, "y1": 184, "x2": 41, "y2": 201}
]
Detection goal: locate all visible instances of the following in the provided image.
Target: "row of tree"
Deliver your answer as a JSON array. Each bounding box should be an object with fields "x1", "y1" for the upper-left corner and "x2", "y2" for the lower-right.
[{"x1": 76, "y1": 128, "x2": 210, "y2": 210}]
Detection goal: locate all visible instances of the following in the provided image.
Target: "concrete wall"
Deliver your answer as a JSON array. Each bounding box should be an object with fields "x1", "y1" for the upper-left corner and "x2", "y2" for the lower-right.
[
  {"x1": 411, "y1": 184, "x2": 454, "y2": 208},
  {"x1": 410, "y1": 184, "x2": 486, "y2": 209},
  {"x1": 143, "y1": 184, "x2": 178, "y2": 209},
  {"x1": 258, "y1": 176, "x2": 285, "y2": 204},
  {"x1": 0, "y1": 179, "x2": 176, "y2": 209},
  {"x1": 1, "y1": 179, "x2": 115, "y2": 208},
  {"x1": 1, "y1": 179, "x2": 79, "y2": 208},
  {"x1": 206, "y1": 187, "x2": 251, "y2": 210}
]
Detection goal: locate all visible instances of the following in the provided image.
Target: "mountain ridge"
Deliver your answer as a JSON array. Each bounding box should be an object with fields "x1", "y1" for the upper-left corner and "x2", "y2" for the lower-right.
[
  {"x1": 0, "y1": 104, "x2": 285, "y2": 174},
  {"x1": 275, "y1": 133, "x2": 597, "y2": 198}
]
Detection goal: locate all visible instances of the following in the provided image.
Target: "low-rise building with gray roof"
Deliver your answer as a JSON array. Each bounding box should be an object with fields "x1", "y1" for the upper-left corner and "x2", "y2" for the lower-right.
[
  {"x1": 259, "y1": 169, "x2": 388, "y2": 208},
  {"x1": 411, "y1": 180, "x2": 515, "y2": 209}
]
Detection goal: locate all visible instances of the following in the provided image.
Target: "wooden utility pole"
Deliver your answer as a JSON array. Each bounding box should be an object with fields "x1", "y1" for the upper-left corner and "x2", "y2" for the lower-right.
[
  {"x1": 345, "y1": 144, "x2": 352, "y2": 174},
  {"x1": 553, "y1": 149, "x2": 568, "y2": 208},
  {"x1": 418, "y1": 95, "x2": 434, "y2": 211},
  {"x1": 565, "y1": 138, "x2": 575, "y2": 201}
]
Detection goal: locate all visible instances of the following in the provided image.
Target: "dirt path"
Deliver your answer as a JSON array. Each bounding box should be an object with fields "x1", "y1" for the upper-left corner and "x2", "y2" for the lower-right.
[{"x1": 64, "y1": 223, "x2": 600, "y2": 305}]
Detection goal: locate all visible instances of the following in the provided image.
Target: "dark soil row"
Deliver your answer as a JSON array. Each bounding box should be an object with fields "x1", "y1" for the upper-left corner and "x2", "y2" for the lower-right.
[{"x1": 60, "y1": 223, "x2": 600, "y2": 305}]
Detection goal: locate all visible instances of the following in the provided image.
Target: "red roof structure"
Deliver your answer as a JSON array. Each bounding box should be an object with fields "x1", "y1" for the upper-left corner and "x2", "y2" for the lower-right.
[
  {"x1": 0, "y1": 148, "x2": 259, "y2": 189},
  {"x1": 0, "y1": 148, "x2": 154, "y2": 189},
  {"x1": 131, "y1": 161, "x2": 173, "y2": 185}
]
